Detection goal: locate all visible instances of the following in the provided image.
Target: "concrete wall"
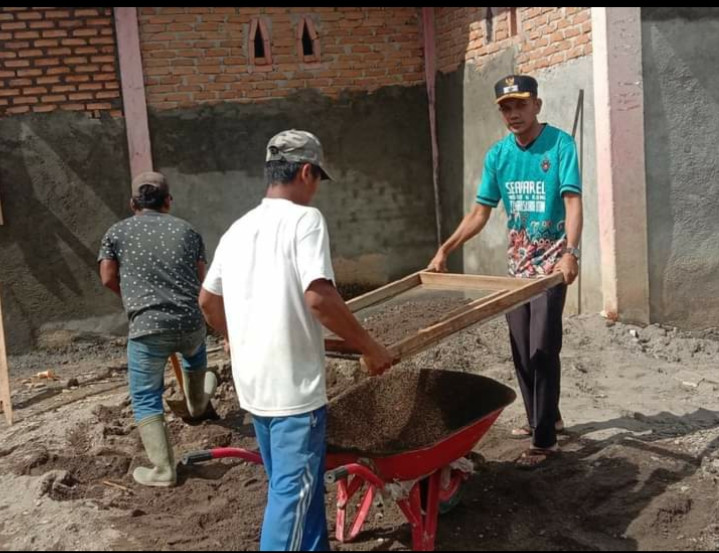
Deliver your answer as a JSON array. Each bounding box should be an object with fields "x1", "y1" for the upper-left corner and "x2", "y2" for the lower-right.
[
  {"x1": 150, "y1": 85, "x2": 437, "y2": 288},
  {"x1": 0, "y1": 112, "x2": 130, "y2": 352},
  {"x1": 642, "y1": 8, "x2": 719, "y2": 328},
  {"x1": 436, "y1": 47, "x2": 602, "y2": 314}
]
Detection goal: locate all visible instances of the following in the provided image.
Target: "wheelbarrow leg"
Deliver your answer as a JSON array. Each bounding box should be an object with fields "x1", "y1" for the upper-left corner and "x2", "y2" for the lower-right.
[
  {"x1": 336, "y1": 475, "x2": 374, "y2": 543},
  {"x1": 397, "y1": 472, "x2": 441, "y2": 551}
]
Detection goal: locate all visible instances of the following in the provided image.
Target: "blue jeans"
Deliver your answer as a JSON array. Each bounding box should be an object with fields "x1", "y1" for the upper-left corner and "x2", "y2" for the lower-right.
[
  {"x1": 127, "y1": 328, "x2": 207, "y2": 423},
  {"x1": 252, "y1": 407, "x2": 329, "y2": 551}
]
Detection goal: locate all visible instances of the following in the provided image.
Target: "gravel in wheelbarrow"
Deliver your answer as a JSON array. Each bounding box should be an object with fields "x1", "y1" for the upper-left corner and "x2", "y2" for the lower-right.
[{"x1": 327, "y1": 368, "x2": 516, "y2": 457}]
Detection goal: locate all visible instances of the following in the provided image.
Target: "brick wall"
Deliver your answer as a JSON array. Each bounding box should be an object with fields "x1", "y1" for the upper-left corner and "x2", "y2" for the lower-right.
[
  {"x1": 0, "y1": 7, "x2": 121, "y2": 117},
  {"x1": 137, "y1": 7, "x2": 425, "y2": 110},
  {"x1": 436, "y1": 7, "x2": 592, "y2": 74}
]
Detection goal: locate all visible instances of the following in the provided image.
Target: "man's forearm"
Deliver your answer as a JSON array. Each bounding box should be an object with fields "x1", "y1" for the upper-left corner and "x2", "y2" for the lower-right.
[
  {"x1": 199, "y1": 290, "x2": 228, "y2": 338},
  {"x1": 564, "y1": 195, "x2": 583, "y2": 249},
  {"x1": 441, "y1": 204, "x2": 491, "y2": 255},
  {"x1": 104, "y1": 280, "x2": 121, "y2": 297},
  {"x1": 306, "y1": 282, "x2": 378, "y2": 354}
]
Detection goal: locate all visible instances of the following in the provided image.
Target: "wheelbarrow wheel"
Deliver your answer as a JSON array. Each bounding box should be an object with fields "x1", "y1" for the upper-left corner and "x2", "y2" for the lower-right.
[
  {"x1": 439, "y1": 484, "x2": 463, "y2": 515},
  {"x1": 419, "y1": 475, "x2": 464, "y2": 516}
]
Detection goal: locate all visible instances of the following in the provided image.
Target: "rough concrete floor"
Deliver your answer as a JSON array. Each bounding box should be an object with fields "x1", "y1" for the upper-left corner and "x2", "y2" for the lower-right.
[{"x1": 1, "y1": 315, "x2": 719, "y2": 551}]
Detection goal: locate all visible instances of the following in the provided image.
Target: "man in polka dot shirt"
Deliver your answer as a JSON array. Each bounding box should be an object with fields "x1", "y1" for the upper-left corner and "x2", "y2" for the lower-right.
[{"x1": 98, "y1": 171, "x2": 216, "y2": 488}]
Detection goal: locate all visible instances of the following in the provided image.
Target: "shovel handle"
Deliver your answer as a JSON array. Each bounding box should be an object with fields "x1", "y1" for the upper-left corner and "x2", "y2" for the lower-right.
[{"x1": 170, "y1": 353, "x2": 184, "y2": 389}]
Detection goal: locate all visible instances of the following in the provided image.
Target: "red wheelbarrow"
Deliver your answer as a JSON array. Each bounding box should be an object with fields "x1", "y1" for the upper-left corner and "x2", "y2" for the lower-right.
[{"x1": 182, "y1": 370, "x2": 516, "y2": 551}]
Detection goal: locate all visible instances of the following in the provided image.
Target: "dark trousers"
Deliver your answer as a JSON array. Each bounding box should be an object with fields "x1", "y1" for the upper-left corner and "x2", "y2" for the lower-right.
[{"x1": 506, "y1": 284, "x2": 567, "y2": 449}]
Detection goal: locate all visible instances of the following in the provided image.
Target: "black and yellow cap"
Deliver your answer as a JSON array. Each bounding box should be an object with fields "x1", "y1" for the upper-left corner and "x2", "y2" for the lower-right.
[{"x1": 494, "y1": 74, "x2": 538, "y2": 103}]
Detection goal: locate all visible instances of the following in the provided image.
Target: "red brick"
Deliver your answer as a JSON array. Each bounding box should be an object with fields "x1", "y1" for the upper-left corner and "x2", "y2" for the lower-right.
[
  {"x1": 4, "y1": 59, "x2": 30, "y2": 68},
  {"x1": 15, "y1": 31, "x2": 41, "y2": 39},
  {"x1": 34, "y1": 38, "x2": 59, "y2": 47},
  {"x1": 23, "y1": 86, "x2": 48, "y2": 95},
  {"x1": 65, "y1": 74, "x2": 91, "y2": 83},
  {"x1": 51, "y1": 84, "x2": 77, "y2": 93},
  {"x1": 41, "y1": 94, "x2": 66, "y2": 102},
  {"x1": 5, "y1": 40, "x2": 30, "y2": 48},
  {"x1": 73, "y1": 28, "x2": 98, "y2": 37},
  {"x1": 1, "y1": 21, "x2": 26, "y2": 31},
  {"x1": 32, "y1": 104, "x2": 59, "y2": 112},
  {"x1": 0, "y1": 13, "x2": 15, "y2": 22},
  {"x1": 69, "y1": 92, "x2": 94, "y2": 101},
  {"x1": 78, "y1": 82, "x2": 103, "y2": 91},
  {"x1": 42, "y1": 29, "x2": 67, "y2": 38},
  {"x1": 64, "y1": 56, "x2": 88, "y2": 64},
  {"x1": 8, "y1": 78, "x2": 31, "y2": 86},
  {"x1": 29, "y1": 20, "x2": 55, "y2": 30},
  {"x1": 75, "y1": 9, "x2": 100, "y2": 17},
  {"x1": 86, "y1": 102, "x2": 113, "y2": 110},
  {"x1": 92, "y1": 73, "x2": 115, "y2": 82},
  {"x1": 0, "y1": 51, "x2": 17, "y2": 59},
  {"x1": 17, "y1": 68, "x2": 42, "y2": 77},
  {"x1": 90, "y1": 55, "x2": 115, "y2": 64},
  {"x1": 46, "y1": 66, "x2": 70, "y2": 75},
  {"x1": 6, "y1": 105, "x2": 31, "y2": 114},
  {"x1": 13, "y1": 96, "x2": 39, "y2": 105},
  {"x1": 16, "y1": 11, "x2": 42, "y2": 21},
  {"x1": 75, "y1": 64, "x2": 100, "y2": 73},
  {"x1": 35, "y1": 57, "x2": 60, "y2": 66},
  {"x1": 58, "y1": 19, "x2": 82, "y2": 29},
  {"x1": 48, "y1": 47, "x2": 72, "y2": 56},
  {"x1": 36, "y1": 75, "x2": 61, "y2": 85},
  {"x1": 74, "y1": 45, "x2": 99, "y2": 55},
  {"x1": 96, "y1": 90, "x2": 119, "y2": 99},
  {"x1": 60, "y1": 103, "x2": 85, "y2": 111},
  {"x1": 0, "y1": 88, "x2": 20, "y2": 97},
  {"x1": 87, "y1": 18, "x2": 112, "y2": 26},
  {"x1": 61, "y1": 38, "x2": 86, "y2": 46},
  {"x1": 45, "y1": 10, "x2": 71, "y2": 19},
  {"x1": 89, "y1": 36, "x2": 114, "y2": 45}
]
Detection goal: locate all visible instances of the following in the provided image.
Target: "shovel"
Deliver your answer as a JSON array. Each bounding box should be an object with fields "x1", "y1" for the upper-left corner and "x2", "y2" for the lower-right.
[{"x1": 164, "y1": 353, "x2": 219, "y2": 423}]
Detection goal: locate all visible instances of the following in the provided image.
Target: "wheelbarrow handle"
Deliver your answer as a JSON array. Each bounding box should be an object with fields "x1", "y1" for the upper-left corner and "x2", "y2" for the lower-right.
[
  {"x1": 182, "y1": 447, "x2": 264, "y2": 467},
  {"x1": 325, "y1": 463, "x2": 385, "y2": 489},
  {"x1": 181, "y1": 450, "x2": 214, "y2": 466},
  {"x1": 325, "y1": 467, "x2": 349, "y2": 484}
]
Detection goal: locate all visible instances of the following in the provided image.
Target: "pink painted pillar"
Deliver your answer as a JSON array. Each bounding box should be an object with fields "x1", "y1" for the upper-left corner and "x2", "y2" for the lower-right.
[
  {"x1": 592, "y1": 8, "x2": 650, "y2": 324},
  {"x1": 422, "y1": 7, "x2": 442, "y2": 247},
  {"x1": 114, "y1": 7, "x2": 153, "y2": 178}
]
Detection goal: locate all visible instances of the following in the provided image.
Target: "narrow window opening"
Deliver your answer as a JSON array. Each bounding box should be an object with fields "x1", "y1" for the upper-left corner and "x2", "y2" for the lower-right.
[
  {"x1": 509, "y1": 7, "x2": 518, "y2": 37},
  {"x1": 254, "y1": 26, "x2": 265, "y2": 59},
  {"x1": 301, "y1": 21, "x2": 314, "y2": 56}
]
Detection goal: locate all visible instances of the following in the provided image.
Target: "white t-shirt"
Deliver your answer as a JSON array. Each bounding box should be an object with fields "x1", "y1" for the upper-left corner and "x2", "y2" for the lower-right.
[{"x1": 203, "y1": 198, "x2": 335, "y2": 417}]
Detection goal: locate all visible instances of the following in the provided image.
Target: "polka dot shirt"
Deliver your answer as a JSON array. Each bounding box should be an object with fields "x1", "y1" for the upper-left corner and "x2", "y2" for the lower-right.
[{"x1": 98, "y1": 212, "x2": 207, "y2": 339}]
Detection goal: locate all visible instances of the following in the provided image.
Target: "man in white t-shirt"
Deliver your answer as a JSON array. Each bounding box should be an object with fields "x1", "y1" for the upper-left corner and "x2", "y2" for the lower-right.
[{"x1": 199, "y1": 130, "x2": 394, "y2": 551}]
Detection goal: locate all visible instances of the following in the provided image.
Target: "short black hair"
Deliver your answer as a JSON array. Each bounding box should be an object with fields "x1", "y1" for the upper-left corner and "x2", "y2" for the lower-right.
[
  {"x1": 265, "y1": 160, "x2": 322, "y2": 186},
  {"x1": 131, "y1": 184, "x2": 169, "y2": 211}
]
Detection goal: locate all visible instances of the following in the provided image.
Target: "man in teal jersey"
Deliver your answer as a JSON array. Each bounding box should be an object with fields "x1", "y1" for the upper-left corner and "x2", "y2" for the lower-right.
[{"x1": 428, "y1": 75, "x2": 583, "y2": 469}]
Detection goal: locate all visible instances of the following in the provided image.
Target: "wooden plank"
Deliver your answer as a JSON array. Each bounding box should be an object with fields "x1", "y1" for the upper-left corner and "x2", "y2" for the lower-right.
[
  {"x1": 344, "y1": 271, "x2": 423, "y2": 313},
  {"x1": 433, "y1": 290, "x2": 507, "y2": 324},
  {"x1": 0, "y1": 285, "x2": 13, "y2": 425},
  {"x1": 114, "y1": 8, "x2": 153, "y2": 178},
  {"x1": 387, "y1": 273, "x2": 565, "y2": 360},
  {"x1": 418, "y1": 272, "x2": 527, "y2": 290}
]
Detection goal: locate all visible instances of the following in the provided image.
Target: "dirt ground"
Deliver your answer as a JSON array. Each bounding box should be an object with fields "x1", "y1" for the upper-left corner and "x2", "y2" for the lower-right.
[{"x1": 1, "y1": 313, "x2": 719, "y2": 551}]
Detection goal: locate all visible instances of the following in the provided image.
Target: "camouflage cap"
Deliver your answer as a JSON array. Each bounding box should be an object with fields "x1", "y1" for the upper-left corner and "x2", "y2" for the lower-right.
[
  {"x1": 266, "y1": 129, "x2": 332, "y2": 180},
  {"x1": 131, "y1": 171, "x2": 169, "y2": 196}
]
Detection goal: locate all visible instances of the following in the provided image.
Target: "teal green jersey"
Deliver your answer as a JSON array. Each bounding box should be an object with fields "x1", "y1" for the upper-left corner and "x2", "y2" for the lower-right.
[{"x1": 476, "y1": 124, "x2": 581, "y2": 277}]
